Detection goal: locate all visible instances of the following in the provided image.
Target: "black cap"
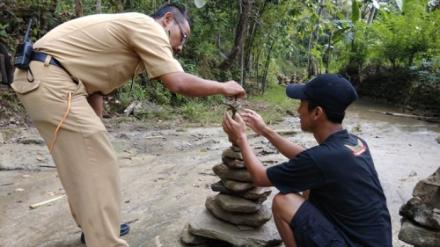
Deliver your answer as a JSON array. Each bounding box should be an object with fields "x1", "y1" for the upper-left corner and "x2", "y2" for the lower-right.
[{"x1": 286, "y1": 74, "x2": 358, "y2": 113}]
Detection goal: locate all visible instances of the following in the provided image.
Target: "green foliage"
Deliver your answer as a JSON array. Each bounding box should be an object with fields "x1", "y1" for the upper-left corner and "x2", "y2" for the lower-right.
[
  {"x1": 249, "y1": 84, "x2": 297, "y2": 123},
  {"x1": 2, "y1": 0, "x2": 440, "y2": 120},
  {"x1": 354, "y1": 0, "x2": 440, "y2": 68}
]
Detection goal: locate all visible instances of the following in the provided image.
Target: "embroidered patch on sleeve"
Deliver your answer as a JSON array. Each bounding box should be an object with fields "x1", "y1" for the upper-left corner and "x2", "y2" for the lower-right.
[{"x1": 345, "y1": 139, "x2": 366, "y2": 156}]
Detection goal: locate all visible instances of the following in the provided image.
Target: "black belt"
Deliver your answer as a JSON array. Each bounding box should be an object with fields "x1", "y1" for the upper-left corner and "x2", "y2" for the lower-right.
[
  {"x1": 30, "y1": 51, "x2": 77, "y2": 83},
  {"x1": 31, "y1": 51, "x2": 64, "y2": 68}
]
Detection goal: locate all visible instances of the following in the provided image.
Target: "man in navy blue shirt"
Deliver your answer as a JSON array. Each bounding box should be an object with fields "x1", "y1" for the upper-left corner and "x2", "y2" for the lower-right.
[{"x1": 223, "y1": 74, "x2": 392, "y2": 247}]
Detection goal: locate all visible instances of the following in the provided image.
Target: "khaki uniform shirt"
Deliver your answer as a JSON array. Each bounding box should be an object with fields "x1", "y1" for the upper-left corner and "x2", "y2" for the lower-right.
[{"x1": 34, "y1": 13, "x2": 183, "y2": 95}]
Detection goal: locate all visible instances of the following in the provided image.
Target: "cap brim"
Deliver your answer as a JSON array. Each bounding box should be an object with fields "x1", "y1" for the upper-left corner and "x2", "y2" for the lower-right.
[{"x1": 286, "y1": 84, "x2": 307, "y2": 100}]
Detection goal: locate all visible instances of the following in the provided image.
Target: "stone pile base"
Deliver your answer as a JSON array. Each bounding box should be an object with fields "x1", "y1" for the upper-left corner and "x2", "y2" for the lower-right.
[
  {"x1": 399, "y1": 167, "x2": 440, "y2": 247},
  {"x1": 181, "y1": 145, "x2": 281, "y2": 246}
]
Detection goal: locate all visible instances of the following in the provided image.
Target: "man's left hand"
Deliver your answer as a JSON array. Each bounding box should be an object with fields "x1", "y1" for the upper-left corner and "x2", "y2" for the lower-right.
[{"x1": 222, "y1": 112, "x2": 247, "y2": 145}]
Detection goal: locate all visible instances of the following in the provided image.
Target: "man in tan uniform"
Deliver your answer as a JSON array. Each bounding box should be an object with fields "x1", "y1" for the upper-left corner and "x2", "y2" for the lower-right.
[{"x1": 11, "y1": 4, "x2": 245, "y2": 247}]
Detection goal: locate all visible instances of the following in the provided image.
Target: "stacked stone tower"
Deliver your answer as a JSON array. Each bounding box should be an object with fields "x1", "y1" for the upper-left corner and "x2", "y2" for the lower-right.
[
  {"x1": 182, "y1": 144, "x2": 281, "y2": 246},
  {"x1": 206, "y1": 145, "x2": 273, "y2": 228}
]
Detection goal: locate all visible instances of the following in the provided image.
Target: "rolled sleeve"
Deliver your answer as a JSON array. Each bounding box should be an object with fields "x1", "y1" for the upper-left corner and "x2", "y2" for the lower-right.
[{"x1": 128, "y1": 16, "x2": 184, "y2": 79}]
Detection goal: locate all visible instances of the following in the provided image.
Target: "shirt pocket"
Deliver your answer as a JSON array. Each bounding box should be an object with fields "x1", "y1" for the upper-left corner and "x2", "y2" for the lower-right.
[{"x1": 11, "y1": 69, "x2": 40, "y2": 95}]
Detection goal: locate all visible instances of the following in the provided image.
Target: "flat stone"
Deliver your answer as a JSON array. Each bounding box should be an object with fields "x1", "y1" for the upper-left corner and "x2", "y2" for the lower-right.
[
  {"x1": 180, "y1": 224, "x2": 209, "y2": 245},
  {"x1": 222, "y1": 148, "x2": 243, "y2": 160},
  {"x1": 222, "y1": 179, "x2": 254, "y2": 192},
  {"x1": 400, "y1": 197, "x2": 440, "y2": 230},
  {"x1": 211, "y1": 181, "x2": 271, "y2": 203},
  {"x1": 188, "y1": 209, "x2": 281, "y2": 247},
  {"x1": 215, "y1": 194, "x2": 261, "y2": 213},
  {"x1": 231, "y1": 145, "x2": 241, "y2": 152},
  {"x1": 205, "y1": 196, "x2": 272, "y2": 227},
  {"x1": 222, "y1": 157, "x2": 245, "y2": 169},
  {"x1": 242, "y1": 187, "x2": 272, "y2": 202},
  {"x1": 398, "y1": 219, "x2": 440, "y2": 247},
  {"x1": 213, "y1": 164, "x2": 252, "y2": 182}
]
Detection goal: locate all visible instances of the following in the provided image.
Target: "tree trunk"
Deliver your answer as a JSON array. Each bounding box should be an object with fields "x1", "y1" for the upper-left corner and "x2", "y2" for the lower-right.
[
  {"x1": 96, "y1": 0, "x2": 102, "y2": 13},
  {"x1": 307, "y1": 0, "x2": 325, "y2": 78},
  {"x1": 244, "y1": 0, "x2": 267, "y2": 72},
  {"x1": 219, "y1": 0, "x2": 254, "y2": 70},
  {"x1": 324, "y1": 32, "x2": 332, "y2": 73},
  {"x1": 261, "y1": 40, "x2": 275, "y2": 94},
  {"x1": 110, "y1": 0, "x2": 124, "y2": 12},
  {"x1": 75, "y1": 0, "x2": 84, "y2": 17},
  {"x1": 40, "y1": 0, "x2": 58, "y2": 31}
]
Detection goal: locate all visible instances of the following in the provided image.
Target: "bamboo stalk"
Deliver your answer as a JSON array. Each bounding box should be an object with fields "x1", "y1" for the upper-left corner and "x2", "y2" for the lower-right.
[{"x1": 29, "y1": 195, "x2": 66, "y2": 209}]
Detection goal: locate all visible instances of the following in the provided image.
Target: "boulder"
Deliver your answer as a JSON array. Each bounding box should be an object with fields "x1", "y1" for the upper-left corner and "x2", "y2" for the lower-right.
[
  {"x1": 399, "y1": 167, "x2": 440, "y2": 246},
  {"x1": 213, "y1": 164, "x2": 252, "y2": 182},
  {"x1": 205, "y1": 196, "x2": 271, "y2": 227},
  {"x1": 398, "y1": 219, "x2": 440, "y2": 247},
  {"x1": 413, "y1": 168, "x2": 440, "y2": 202},
  {"x1": 188, "y1": 209, "x2": 281, "y2": 247},
  {"x1": 211, "y1": 181, "x2": 271, "y2": 203},
  {"x1": 400, "y1": 197, "x2": 440, "y2": 230},
  {"x1": 214, "y1": 194, "x2": 261, "y2": 214}
]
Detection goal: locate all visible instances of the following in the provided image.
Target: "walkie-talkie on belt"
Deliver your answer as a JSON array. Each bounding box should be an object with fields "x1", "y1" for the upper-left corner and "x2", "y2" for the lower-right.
[{"x1": 14, "y1": 19, "x2": 33, "y2": 70}]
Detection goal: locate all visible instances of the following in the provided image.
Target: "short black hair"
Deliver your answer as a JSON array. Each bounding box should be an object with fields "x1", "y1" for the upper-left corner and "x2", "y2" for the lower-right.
[
  {"x1": 307, "y1": 100, "x2": 345, "y2": 124},
  {"x1": 151, "y1": 3, "x2": 190, "y2": 26}
]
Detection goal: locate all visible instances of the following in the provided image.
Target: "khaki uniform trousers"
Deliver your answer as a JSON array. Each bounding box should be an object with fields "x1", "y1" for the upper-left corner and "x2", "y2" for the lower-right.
[{"x1": 12, "y1": 61, "x2": 128, "y2": 247}]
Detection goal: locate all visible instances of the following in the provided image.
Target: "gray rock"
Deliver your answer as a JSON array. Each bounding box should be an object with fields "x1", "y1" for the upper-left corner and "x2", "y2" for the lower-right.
[
  {"x1": 436, "y1": 136, "x2": 440, "y2": 144},
  {"x1": 398, "y1": 219, "x2": 440, "y2": 247},
  {"x1": 231, "y1": 145, "x2": 241, "y2": 152},
  {"x1": 211, "y1": 181, "x2": 271, "y2": 203},
  {"x1": 241, "y1": 187, "x2": 272, "y2": 202},
  {"x1": 222, "y1": 157, "x2": 245, "y2": 169},
  {"x1": 413, "y1": 167, "x2": 440, "y2": 202},
  {"x1": 222, "y1": 148, "x2": 243, "y2": 160},
  {"x1": 205, "y1": 196, "x2": 272, "y2": 227},
  {"x1": 180, "y1": 224, "x2": 209, "y2": 245},
  {"x1": 215, "y1": 194, "x2": 261, "y2": 214},
  {"x1": 125, "y1": 100, "x2": 164, "y2": 117},
  {"x1": 188, "y1": 209, "x2": 281, "y2": 247},
  {"x1": 15, "y1": 137, "x2": 45, "y2": 145},
  {"x1": 213, "y1": 164, "x2": 252, "y2": 182},
  {"x1": 400, "y1": 197, "x2": 440, "y2": 230},
  {"x1": 222, "y1": 179, "x2": 254, "y2": 192}
]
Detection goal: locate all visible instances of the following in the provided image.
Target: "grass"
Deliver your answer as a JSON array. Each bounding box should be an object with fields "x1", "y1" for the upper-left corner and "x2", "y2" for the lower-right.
[
  {"x1": 151, "y1": 84, "x2": 299, "y2": 126},
  {"x1": 247, "y1": 84, "x2": 298, "y2": 125},
  {"x1": 1, "y1": 81, "x2": 298, "y2": 129}
]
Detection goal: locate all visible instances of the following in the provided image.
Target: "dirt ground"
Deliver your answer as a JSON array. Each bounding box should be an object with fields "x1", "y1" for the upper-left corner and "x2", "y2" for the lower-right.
[{"x1": 1, "y1": 100, "x2": 439, "y2": 247}]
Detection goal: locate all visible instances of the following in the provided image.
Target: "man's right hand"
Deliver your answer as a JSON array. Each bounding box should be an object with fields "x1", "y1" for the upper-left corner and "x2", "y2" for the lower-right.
[
  {"x1": 222, "y1": 80, "x2": 246, "y2": 98},
  {"x1": 240, "y1": 109, "x2": 268, "y2": 136}
]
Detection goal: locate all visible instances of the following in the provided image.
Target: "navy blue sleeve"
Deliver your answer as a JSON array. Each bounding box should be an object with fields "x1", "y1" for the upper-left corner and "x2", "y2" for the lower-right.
[{"x1": 266, "y1": 151, "x2": 326, "y2": 194}]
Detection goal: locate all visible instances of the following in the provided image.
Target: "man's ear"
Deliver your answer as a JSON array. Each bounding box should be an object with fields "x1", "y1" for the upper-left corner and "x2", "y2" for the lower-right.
[
  {"x1": 313, "y1": 106, "x2": 325, "y2": 120},
  {"x1": 163, "y1": 12, "x2": 175, "y2": 26}
]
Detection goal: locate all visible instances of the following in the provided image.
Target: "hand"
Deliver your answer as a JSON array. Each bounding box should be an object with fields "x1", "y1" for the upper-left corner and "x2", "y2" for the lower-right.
[
  {"x1": 241, "y1": 109, "x2": 267, "y2": 136},
  {"x1": 222, "y1": 81, "x2": 246, "y2": 98},
  {"x1": 222, "y1": 112, "x2": 247, "y2": 145}
]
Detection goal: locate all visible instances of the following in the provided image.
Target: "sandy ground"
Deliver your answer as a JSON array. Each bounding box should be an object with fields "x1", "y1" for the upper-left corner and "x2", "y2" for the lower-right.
[{"x1": 0, "y1": 100, "x2": 439, "y2": 247}]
